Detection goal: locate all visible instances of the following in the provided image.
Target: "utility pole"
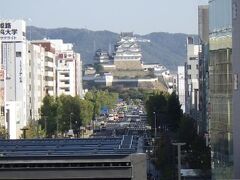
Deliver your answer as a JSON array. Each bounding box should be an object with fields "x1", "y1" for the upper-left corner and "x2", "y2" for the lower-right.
[
  {"x1": 44, "y1": 116, "x2": 47, "y2": 137},
  {"x1": 153, "y1": 112, "x2": 157, "y2": 139},
  {"x1": 69, "y1": 113, "x2": 73, "y2": 130},
  {"x1": 56, "y1": 117, "x2": 59, "y2": 138},
  {"x1": 172, "y1": 142, "x2": 186, "y2": 180}
]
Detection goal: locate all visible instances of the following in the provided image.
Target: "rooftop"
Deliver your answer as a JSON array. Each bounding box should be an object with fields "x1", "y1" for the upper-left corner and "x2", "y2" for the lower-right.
[{"x1": 0, "y1": 135, "x2": 139, "y2": 157}]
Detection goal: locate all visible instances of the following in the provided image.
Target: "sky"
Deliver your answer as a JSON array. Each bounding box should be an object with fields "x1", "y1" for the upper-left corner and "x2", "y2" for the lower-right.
[{"x1": 0, "y1": 0, "x2": 208, "y2": 35}]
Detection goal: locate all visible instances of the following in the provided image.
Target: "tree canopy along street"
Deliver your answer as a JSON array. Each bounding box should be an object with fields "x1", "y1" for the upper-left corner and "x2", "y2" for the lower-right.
[{"x1": 0, "y1": 89, "x2": 211, "y2": 179}]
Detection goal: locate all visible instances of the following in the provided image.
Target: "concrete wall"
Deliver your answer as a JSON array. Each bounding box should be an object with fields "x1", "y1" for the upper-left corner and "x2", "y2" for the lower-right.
[
  {"x1": 114, "y1": 61, "x2": 142, "y2": 70},
  {"x1": 0, "y1": 153, "x2": 147, "y2": 180},
  {"x1": 131, "y1": 153, "x2": 147, "y2": 180}
]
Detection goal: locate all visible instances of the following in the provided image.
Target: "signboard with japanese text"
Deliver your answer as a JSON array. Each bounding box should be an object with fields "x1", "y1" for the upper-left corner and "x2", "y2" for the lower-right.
[{"x1": 0, "y1": 20, "x2": 26, "y2": 42}]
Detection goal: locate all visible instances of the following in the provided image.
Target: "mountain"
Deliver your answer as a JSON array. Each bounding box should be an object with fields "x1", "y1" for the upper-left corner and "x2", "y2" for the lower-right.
[{"x1": 27, "y1": 26, "x2": 197, "y2": 71}]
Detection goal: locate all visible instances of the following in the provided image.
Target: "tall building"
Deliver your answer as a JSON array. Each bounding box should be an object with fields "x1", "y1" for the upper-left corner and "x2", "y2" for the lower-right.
[
  {"x1": 28, "y1": 43, "x2": 45, "y2": 121},
  {"x1": 49, "y1": 40, "x2": 83, "y2": 97},
  {"x1": 114, "y1": 32, "x2": 143, "y2": 70},
  {"x1": 31, "y1": 40, "x2": 56, "y2": 96},
  {"x1": 0, "y1": 20, "x2": 29, "y2": 139},
  {"x1": 177, "y1": 66, "x2": 186, "y2": 113},
  {"x1": 198, "y1": 5, "x2": 209, "y2": 135},
  {"x1": 232, "y1": 0, "x2": 240, "y2": 178},
  {"x1": 185, "y1": 37, "x2": 200, "y2": 121},
  {"x1": 208, "y1": 0, "x2": 233, "y2": 179}
]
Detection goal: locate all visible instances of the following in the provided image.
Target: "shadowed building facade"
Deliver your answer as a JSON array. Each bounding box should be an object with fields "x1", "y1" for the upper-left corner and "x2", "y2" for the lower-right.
[{"x1": 208, "y1": 0, "x2": 233, "y2": 179}]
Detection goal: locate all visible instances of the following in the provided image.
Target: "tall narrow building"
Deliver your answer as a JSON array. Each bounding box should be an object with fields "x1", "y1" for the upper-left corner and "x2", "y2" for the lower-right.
[
  {"x1": 0, "y1": 20, "x2": 29, "y2": 139},
  {"x1": 185, "y1": 37, "x2": 200, "y2": 122},
  {"x1": 208, "y1": 0, "x2": 233, "y2": 179},
  {"x1": 198, "y1": 5, "x2": 209, "y2": 135},
  {"x1": 31, "y1": 40, "x2": 56, "y2": 96},
  {"x1": 177, "y1": 66, "x2": 186, "y2": 113},
  {"x1": 232, "y1": 0, "x2": 240, "y2": 178},
  {"x1": 28, "y1": 43, "x2": 45, "y2": 121}
]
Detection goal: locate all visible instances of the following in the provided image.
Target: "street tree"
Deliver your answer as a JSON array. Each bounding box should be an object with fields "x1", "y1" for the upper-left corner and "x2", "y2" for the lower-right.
[{"x1": 167, "y1": 92, "x2": 183, "y2": 131}]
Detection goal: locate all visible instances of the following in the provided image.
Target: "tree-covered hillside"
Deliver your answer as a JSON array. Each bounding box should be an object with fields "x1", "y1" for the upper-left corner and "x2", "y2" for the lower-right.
[{"x1": 27, "y1": 26, "x2": 197, "y2": 70}]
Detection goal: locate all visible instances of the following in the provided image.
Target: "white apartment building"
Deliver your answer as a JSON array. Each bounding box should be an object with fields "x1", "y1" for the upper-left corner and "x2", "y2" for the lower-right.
[
  {"x1": 31, "y1": 40, "x2": 56, "y2": 96},
  {"x1": 0, "y1": 20, "x2": 29, "y2": 139},
  {"x1": 49, "y1": 40, "x2": 83, "y2": 97},
  {"x1": 44, "y1": 51, "x2": 56, "y2": 96},
  {"x1": 177, "y1": 66, "x2": 186, "y2": 113},
  {"x1": 56, "y1": 50, "x2": 79, "y2": 96},
  {"x1": 185, "y1": 37, "x2": 200, "y2": 116},
  {"x1": 28, "y1": 43, "x2": 45, "y2": 121}
]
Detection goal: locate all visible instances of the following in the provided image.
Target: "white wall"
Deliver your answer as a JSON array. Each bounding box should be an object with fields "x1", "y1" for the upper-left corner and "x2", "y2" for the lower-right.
[{"x1": 177, "y1": 66, "x2": 186, "y2": 113}]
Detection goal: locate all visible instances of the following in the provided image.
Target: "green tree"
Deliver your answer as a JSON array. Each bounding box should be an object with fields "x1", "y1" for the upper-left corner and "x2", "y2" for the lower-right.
[
  {"x1": 145, "y1": 92, "x2": 168, "y2": 131},
  {"x1": 155, "y1": 135, "x2": 175, "y2": 179},
  {"x1": 85, "y1": 90, "x2": 118, "y2": 117},
  {"x1": 178, "y1": 116, "x2": 197, "y2": 146},
  {"x1": 57, "y1": 95, "x2": 81, "y2": 133},
  {"x1": 167, "y1": 92, "x2": 183, "y2": 131},
  {"x1": 40, "y1": 95, "x2": 58, "y2": 137},
  {"x1": 0, "y1": 126, "x2": 7, "y2": 139},
  {"x1": 178, "y1": 115, "x2": 211, "y2": 171},
  {"x1": 21, "y1": 120, "x2": 45, "y2": 139},
  {"x1": 79, "y1": 99, "x2": 94, "y2": 126}
]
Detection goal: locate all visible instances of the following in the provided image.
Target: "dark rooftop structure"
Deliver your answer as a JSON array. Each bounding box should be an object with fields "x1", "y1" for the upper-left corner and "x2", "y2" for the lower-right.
[
  {"x1": 0, "y1": 135, "x2": 147, "y2": 180},
  {"x1": 0, "y1": 135, "x2": 138, "y2": 156}
]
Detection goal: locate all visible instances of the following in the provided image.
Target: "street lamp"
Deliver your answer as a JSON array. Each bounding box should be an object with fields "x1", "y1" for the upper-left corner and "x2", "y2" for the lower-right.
[
  {"x1": 35, "y1": 115, "x2": 40, "y2": 138},
  {"x1": 20, "y1": 127, "x2": 29, "y2": 139},
  {"x1": 153, "y1": 112, "x2": 157, "y2": 139},
  {"x1": 172, "y1": 142, "x2": 186, "y2": 180},
  {"x1": 69, "y1": 112, "x2": 73, "y2": 130},
  {"x1": 68, "y1": 113, "x2": 74, "y2": 138}
]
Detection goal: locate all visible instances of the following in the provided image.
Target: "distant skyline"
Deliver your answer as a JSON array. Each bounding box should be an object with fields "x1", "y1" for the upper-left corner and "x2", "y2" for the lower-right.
[{"x1": 0, "y1": 0, "x2": 208, "y2": 35}]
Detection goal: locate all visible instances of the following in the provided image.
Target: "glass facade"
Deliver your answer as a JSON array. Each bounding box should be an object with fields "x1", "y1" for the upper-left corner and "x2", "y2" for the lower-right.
[
  {"x1": 208, "y1": 0, "x2": 233, "y2": 179},
  {"x1": 209, "y1": 0, "x2": 232, "y2": 35}
]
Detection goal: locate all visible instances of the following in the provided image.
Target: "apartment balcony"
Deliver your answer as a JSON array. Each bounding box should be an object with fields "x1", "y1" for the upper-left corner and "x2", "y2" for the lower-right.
[
  {"x1": 45, "y1": 71, "x2": 54, "y2": 77},
  {"x1": 45, "y1": 81, "x2": 55, "y2": 87},
  {"x1": 45, "y1": 61, "x2": 54, "y2": 67},
  {"x1": 58, "y1": 90, "x2": 68, "y2": 95},
  {"x1": 59, "y1": 75, "x2": 70, "y2": 81},
  {"x1": 47, "y1": 90, "x2": 55, "y2": 96},
  {"x1": 59, "y1": 82, "x2": 70, "y2": 88}
]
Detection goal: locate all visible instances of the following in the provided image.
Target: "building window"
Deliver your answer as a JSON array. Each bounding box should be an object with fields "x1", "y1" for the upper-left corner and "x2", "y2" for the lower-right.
[
  {"x1": 196, "y1": 64, "x2": 199, "y2": 69},
  {"x1": 1, "y1": 106, "x2": 4, "y2": 116},
  {"x1": 45, "y1": 57, "x2": 53, "y2": 63},
  {"x1": 45, "y1": 66, "x2": 54, "y2": 71},
  {"x1": 45, "y1": 76, "x2": 54, "y2": 81},
  {"x1": 190, "y1": 57, "x2": 197, "y2": 60},
  {"x1": 16, "y1": 52, "x2": 22, "y2": 57},
  {"x1": 187, "y1": 65, "x2": 191, "y2": 70},
  {"x1": 188, "y1": 75, "x2": 191, "y2": 79}
]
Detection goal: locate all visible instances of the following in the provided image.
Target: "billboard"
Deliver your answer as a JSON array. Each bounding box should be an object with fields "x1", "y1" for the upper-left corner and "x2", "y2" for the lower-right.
[{"x1": 0, "y1": 20, "x2": 26, "y2": 42}]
